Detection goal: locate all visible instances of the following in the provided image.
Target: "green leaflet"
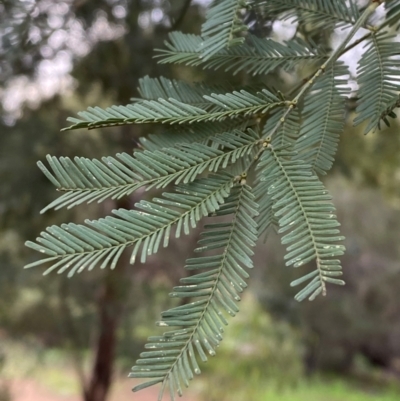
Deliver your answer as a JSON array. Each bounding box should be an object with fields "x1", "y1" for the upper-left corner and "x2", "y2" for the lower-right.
[
  {"x1": 384, "y1": 1, "x2": 400, "y2": 30},
  {"x1": 139, "y1": 120, "x2": 247, "y2": 151},
  {"x1": 264, "y1": 107, "x2": 301, "y2": 148},
  {"x1": 254, "y1": 105, "x2": 304, "y2": 238},
  {"x1": 63, "y1": 88, "x2": 283, "y2": 131},
  {"x1": 134, "y1": 77, "x2": 260, "y2": 151},
  {"x1": 199, "y1": 0, "x2": 248, "y2": 60},
  {"x1": 135, "y1": 76, "x2": 237, "y2": 107},
  {"x1": 294, "y1": 63, "x2": 349, "y2": 175},
  {"x1": 354, "y1": 31, "x2": 400, "y2": 134},
  {"x1": 130, "y1": 184, "x2": 258, "y2": 400},
  {"x1": 253, "y1": 177, "x2": 276, "y2": 238},
  {"x1": 24, "y1": 174, "x2": 235, "y2": 276},
  {"x1": 254, "y1": 0, "x2": 359, "y2": 29},
  {"x1": 378, "y1": 96, "x2": 400, "y2": 130},
  {"x1": 255, "y1": 107, "x2": 302, "y2": 238},
  {"x1": 135, "y1": 76, "x2": 267, "y2": 109},
  {"x1": 157, "y1": 32, "x2": 327, "y2": 76},
  {"x1": 38, "y1": 129, "x2": 259, "y2": 211},
  {"x1": 257, "y1": 146, "x2": 345, "y2": 301}
]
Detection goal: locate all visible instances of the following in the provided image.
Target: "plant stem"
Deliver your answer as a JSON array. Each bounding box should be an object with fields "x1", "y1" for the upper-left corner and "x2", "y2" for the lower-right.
[
  {"x1": 287, "y1": 2, "x2": 391, "y2": 99},
  {"x1": 272, "y1": 1, "x2": 379, "y2": 136},
  {"x1": 243, "y1": 1, "x2": 381, "y2": 175}
]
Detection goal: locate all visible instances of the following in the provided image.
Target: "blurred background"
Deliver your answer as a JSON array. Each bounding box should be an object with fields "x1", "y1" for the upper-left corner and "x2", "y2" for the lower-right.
[{"x1": 1, "y1": 1, "x2": 400, "y2": 401}]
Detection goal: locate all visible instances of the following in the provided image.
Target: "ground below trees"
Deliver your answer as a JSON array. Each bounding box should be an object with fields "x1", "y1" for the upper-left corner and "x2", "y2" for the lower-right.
[{"x1": 8, "y1": 377, "x2": 199, "y2": 401}]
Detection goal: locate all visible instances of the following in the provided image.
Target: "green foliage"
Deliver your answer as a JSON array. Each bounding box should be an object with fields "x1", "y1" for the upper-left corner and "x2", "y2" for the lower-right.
[
  {"x1": 354, "y1": 31, "x2": 400, "y2": 133},
  {"x1": 63, "y1": 88, "x2": 284, "y2": 130},
  {"x1": 25, "y1": 174, "x2": 235, "y2": 275},
  {"x1": 157, "y1": 32, "x2": 327, "y2": 75},
  {"x1": 386, "y1": 0, "x2": 400, "y2": 29},
  {"x1": 257, "y1": 146, "x2": 345, "y2": 301},
  {"x1": 34, "y1": 129, "x2": 258, "y2": 212},
  {"x1": 254, "y1": 0, "x2": 360, "y2": 29},
  {"x1": 294, "y1": 63, "x2": 349, "y2": 174},
  {"x1": 25, "y1": 0, "x2": 400, "y2": 399},
  {"x1": 199, "y1": 0, "x2": 249, "y2": 60},
  {"x1": 130, "y1": 185, "x2": 258, "y2": 396},
  {"x1": 136, "y1": 76, "x2": 233, "y2": 104}
]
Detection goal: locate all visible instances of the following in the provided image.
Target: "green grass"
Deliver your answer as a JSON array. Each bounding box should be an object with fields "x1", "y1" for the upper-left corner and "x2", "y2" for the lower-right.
[
  {"x1": 2, "y1": 337, "x2": 400, "y2": 401},
  {"x1": 260, "y1": 378, "x2": 400, "y2": 401},
  {"x1": 200, "y1": 375, "x2": 400, "y2": 401},
  {"x1": 1, "y1": 338, "x2": 80, "y2": 396},
  {"x1": 197, "y1": 295, "x2": 400, "y2": 401}
]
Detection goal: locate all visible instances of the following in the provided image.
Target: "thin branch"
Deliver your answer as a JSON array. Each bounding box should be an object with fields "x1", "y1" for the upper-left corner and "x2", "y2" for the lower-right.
[
  {"x1": 243, "y1": 1, "x2": 381, "y2": 175},
  {"x1": 286, "y1": 2, "x2": 379, "y2": 109},
  {"x1": 286, "y1": 3, "x2": 393, "y2": 99},
  {"x1": 171, "y1": 0, "x2": 192, "y2": 31}
]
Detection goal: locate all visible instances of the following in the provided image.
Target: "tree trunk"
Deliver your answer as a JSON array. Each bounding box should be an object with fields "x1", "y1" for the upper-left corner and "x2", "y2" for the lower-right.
[
  {"x1": 83, "y1": 195, "x2": 133, "y2": 401},
  {"x1": 83, "y1": 268, "x2": 121, "y2": 401}
]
